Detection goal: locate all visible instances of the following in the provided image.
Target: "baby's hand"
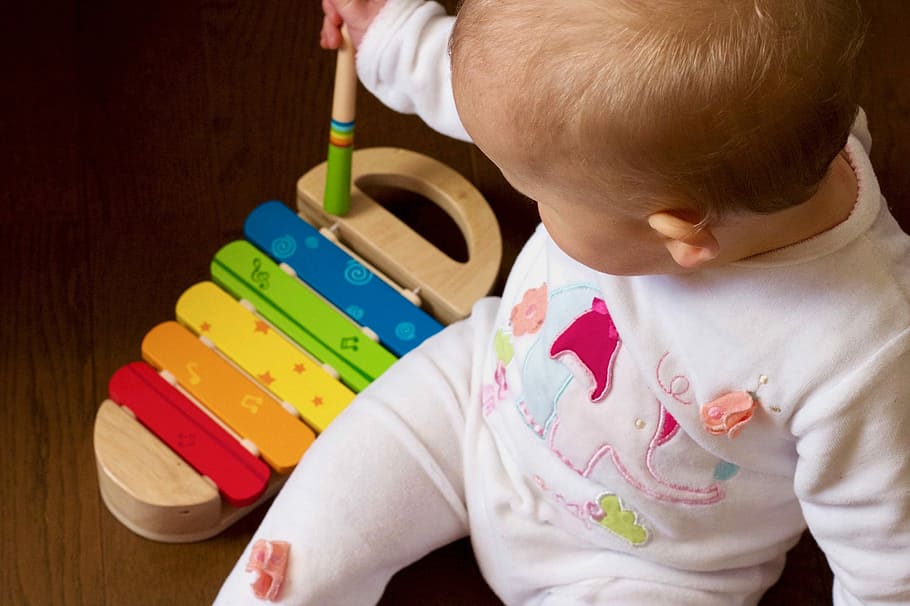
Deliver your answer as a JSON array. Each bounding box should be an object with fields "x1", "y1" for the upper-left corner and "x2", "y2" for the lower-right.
[{"x1": 320, "y1": 0, "x2": 387, "y2": 50}]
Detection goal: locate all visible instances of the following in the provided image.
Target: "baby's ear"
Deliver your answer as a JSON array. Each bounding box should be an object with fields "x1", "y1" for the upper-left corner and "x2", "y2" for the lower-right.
[{"x1": 647, "y1": 211, "x2": 719, "y2": 269}]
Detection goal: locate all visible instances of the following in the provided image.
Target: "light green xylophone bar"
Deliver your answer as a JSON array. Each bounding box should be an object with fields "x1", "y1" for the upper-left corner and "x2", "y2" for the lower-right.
[{"x1": 211, "y1": 240, "x2": 397, "y2": 393}]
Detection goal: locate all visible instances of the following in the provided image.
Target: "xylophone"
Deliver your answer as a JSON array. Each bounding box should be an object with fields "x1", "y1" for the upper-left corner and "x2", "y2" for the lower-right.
[{"x1": 93, "y1": 147, "x2": 502, "y2": 542}]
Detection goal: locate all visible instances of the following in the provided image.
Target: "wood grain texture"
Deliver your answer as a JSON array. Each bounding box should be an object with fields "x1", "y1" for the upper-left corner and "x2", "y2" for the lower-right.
[
  {"x1": 297, "y1": 147, "x2": 502, "y2": 322},
  {"x1": 1, "y1": 1, "x2": 906, "y2": 604}
]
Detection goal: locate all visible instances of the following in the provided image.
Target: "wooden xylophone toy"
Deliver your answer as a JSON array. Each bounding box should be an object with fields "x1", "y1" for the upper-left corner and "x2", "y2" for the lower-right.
[{"x1": 93, "y1": 147, "x2": 502, "y2": 542}]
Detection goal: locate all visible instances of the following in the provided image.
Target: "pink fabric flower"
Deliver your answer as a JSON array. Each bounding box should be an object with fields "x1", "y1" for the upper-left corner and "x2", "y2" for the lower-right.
[
  {"x1": 246, "y1": 539, "x2": 290, "y2": 601},
  {"x1": 700, "y1": 391, "x2": 757, "y2": 438},
  {"x1": 510, "y1": 284, "x2": 548, "y2": 336}
]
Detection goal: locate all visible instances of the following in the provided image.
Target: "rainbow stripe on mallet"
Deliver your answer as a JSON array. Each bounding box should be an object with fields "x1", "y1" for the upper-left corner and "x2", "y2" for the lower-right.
[{"x1": 329, "y1": 118, "x2": 354, "y2": 148}]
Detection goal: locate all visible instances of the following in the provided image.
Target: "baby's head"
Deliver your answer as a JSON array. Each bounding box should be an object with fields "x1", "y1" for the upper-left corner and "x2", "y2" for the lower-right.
[{"x1": 451, "y1": 0, "x2": 865, "y2": 274}]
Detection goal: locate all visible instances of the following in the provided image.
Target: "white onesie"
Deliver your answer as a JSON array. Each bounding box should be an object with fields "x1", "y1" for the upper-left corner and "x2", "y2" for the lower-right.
[{"x1": 214, "y1": 2, "x2": 910, "y2": 603}]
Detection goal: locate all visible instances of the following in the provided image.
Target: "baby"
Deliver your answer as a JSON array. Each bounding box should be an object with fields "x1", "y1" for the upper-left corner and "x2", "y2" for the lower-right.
[{"x1": 215, "y1": 0, "x2": 910, "y2": 603}]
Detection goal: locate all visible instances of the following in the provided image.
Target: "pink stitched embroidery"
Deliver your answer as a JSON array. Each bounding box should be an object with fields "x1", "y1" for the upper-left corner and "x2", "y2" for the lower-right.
[
  {"x1": 510, "y1": 284, "x2": 548, "y2": 336},
  {"x1": 643, "y1": 407, "x2": 724, "y2": 500},
  {"x1": 533, "y1": 475, "x2": 597, "y2": 530},
  {"x1": 516, "y1": 399, "x2": 545, "y2": 435},
  {"x1": 652, "y1": 406, "x2": 679, "y2": 447},
  {"x1": 549, "y1": 297, "x2": 621, "y2": 402},
  {"x1": 655, "y1": 352, "x2": 693, "y2": 405},
  {"x1": 481, "y1": 385, "x2": 497, "y2": 417},
  {"x1": 494, "y1": 361, "x2": 508, "y2": 397},
  {"x1": 481, "y1": 361, "x2": 509, "y2": 416},
  {"x1": 546, "y1": 408, "x2": 724, "y2": 506}
]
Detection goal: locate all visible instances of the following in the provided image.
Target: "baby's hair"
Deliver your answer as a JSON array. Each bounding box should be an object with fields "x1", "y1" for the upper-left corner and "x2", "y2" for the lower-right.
[{"x1": 451, "y1": 0, "x2": 865, "y2": 222}]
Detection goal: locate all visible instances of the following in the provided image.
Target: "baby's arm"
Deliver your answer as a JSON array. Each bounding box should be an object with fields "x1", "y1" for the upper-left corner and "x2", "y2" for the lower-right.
[
  {"x1": 321, "y1": 0, "x2": 469, "y2": 141},
  {"x1": 793, "y1": 337, "x2": 910, "y2": 604}
]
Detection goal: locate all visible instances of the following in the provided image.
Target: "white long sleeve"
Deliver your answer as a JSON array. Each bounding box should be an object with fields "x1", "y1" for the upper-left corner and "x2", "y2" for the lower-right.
[
  {"x1": 793, "y1": 331, "x2": 910, "y2": 605},
  {"x1": 356, "y1": 0, "x2": 469, "y2": 141}
]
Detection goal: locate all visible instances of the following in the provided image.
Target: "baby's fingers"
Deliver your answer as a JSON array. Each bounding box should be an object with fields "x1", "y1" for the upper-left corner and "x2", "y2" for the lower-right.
[
  {"x1": 322, "y1": 0, "x2": 343, "y2": 23},
  {"x1": 320, "y1": 14, "x2": 343, "y2": 49}
]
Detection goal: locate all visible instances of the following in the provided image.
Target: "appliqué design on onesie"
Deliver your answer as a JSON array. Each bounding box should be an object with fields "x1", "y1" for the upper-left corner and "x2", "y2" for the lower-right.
[
  {"x1": 510, "y1": 284, "x2": 547, "y2": 336},
  {"x1": 699, "y1": 375, "x2": 769, "y2": 439},
  {"x1": 483, "y1": 283, "x2": 746, "y2": 544},
  {"x1": 246, "y1": 539, "x2": 290, "y2": 601},
  {"x1": 700, "y1": 391, "x2": 757, "y2": 438},
  {"x1": 549, "y1": 296, "x2": 620, "y2": 401},
  {"x1": 592, "y1": 493, "x2": 648, "y2": 545},
  {"x1": 533, "y1": 476, "x2": 649, "y2": 545}
]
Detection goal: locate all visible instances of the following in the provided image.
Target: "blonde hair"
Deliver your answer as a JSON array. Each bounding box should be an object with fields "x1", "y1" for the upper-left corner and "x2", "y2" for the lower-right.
[{"x1": 451, "y1": 0, "x2": 865, "y2": 221}]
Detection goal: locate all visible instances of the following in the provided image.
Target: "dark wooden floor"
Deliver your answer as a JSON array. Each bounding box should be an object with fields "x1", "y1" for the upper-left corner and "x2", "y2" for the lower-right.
[{"x1": 1, "y1": 2, "x2": 907, "y2": 605}]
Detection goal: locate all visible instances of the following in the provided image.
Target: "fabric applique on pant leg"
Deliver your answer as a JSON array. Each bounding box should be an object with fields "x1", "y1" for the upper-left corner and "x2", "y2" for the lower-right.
[{"x1": 245, "y1": 539, "x2": 290, "y2": 601}]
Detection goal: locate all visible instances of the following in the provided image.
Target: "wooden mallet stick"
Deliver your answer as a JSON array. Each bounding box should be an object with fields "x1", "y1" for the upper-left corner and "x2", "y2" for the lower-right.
[{"x1": 323, "y1": 24, "x2": 357, "y2": 216}]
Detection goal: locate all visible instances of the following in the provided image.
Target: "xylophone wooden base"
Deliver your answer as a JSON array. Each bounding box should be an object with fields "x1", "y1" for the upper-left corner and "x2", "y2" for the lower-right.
[
  {"x1": 95, "y1": 400, "x2": 286, "y2": 543},
  {"x1": 297, "y1": 147, "x2": 501, "y2": 324}
]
